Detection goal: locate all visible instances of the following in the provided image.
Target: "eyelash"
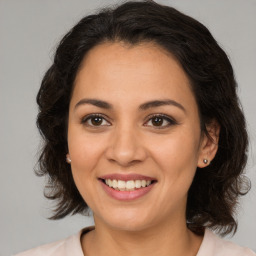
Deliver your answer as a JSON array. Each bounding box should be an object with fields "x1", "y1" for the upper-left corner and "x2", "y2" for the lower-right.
[{"x1": 81, "y1": 113, "x2": 177, "y2": 129}]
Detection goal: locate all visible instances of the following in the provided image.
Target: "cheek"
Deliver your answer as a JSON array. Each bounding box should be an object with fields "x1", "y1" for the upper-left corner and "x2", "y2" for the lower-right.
[
  {"x1": 154, "y1": 131, "x2": 199, "y2": 165},
  {"x1": 68, "y1": 129, "x2": 105, "y2": 195},
  {"x1": 68, "y1": 128, "x2": 104, "y2": 168},
  {"x1": 151, "y1": 129, "x2": 200, "y2": 188}
]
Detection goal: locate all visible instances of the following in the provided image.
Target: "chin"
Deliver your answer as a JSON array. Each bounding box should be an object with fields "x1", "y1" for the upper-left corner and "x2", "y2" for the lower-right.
[
  {"x1": 109, "y1": 219, "x2": 153, "y2": 232},
  {"x1": 95, "y1": 208, "x2": 156, "y2": 232},
  {"x1": 93, "y1": 206, "x2": 152, "y2": 231}
]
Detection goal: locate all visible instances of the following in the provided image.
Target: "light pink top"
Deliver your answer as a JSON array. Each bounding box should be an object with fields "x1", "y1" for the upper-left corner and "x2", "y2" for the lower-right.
[{"x1": 15, "y1": 227, "x2": 255, "y2": 256}]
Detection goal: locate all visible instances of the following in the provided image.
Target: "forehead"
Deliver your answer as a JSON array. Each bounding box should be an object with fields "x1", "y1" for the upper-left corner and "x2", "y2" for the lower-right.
[
  {"x1": 77, "y1": 41, "x2": 184, "y2": 82},
  {"x1": 71, "y1": 41, "x2": 197, "y2": 113}
]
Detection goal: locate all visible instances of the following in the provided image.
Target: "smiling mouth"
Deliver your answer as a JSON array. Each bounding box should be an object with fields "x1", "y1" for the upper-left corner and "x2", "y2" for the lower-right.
[{"x1": 100, "y1": 179, "x2": 156, "y2": 191}]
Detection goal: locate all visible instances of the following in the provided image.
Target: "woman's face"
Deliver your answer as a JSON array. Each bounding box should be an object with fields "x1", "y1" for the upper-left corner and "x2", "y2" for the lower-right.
[{"x1": 68, "y1": 42, "x2": 206, "y2": 231}]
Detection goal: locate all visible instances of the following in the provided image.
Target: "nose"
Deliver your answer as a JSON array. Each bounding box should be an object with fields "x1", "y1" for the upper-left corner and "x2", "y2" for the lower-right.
[{"x1": 105, "y1": 125, "x2": 147, "y2": 167}]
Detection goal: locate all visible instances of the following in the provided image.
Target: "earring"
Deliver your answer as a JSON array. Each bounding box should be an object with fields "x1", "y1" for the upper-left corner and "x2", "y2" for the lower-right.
[
  {"x1": 66, "y1": 155, "x2": 71, "y2": 164},
  {"x1": 203, "y1": 159, "x2": 208, "y2": 164}
]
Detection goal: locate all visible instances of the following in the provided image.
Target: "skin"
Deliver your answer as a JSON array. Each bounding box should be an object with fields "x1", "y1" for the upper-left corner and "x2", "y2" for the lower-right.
[{"x1": 67, "y1": 41, "x2": 219, "y2": 256}]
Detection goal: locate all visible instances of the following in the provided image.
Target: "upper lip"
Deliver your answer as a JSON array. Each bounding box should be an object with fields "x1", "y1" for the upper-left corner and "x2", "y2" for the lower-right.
[{"x1": 99, "y1": 173, "x2": 156, "y2": 181}]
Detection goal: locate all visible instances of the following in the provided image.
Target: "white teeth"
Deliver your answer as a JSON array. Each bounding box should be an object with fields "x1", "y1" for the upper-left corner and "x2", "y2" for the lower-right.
[
  {"x1": 126, "y1": 180, "x2": 135, "y2": 190},
  {"x1": 118, "y1": 180, "x2": 126, "y2": 191},
  {"x1": 135, "y1": 180, "x2": 141, "y2": 188},
  {"x1": 104, "y1": 179, "x2": 152, "y2": 191},
  {"x1": 112, "y1": 179, "x2": 118, "y2": 189}
]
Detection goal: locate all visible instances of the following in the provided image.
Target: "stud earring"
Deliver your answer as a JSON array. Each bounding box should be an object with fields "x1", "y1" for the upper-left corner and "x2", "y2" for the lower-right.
[
  {"x1": 66, "y1": 155, "x2": 71, "y2": 164},
  {"x1": 203, "y1": 159, "x2": 208, "y2": 164}
]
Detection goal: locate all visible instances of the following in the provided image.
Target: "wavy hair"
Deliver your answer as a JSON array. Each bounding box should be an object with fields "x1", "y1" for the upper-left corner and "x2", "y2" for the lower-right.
[{"x1": 36, "y1": 0, "x2": 249, "y2": 235}]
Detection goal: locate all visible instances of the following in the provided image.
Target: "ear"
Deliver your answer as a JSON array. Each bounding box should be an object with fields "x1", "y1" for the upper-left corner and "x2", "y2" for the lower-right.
[
  {"x1": 197, "y1": 119, "x2": 220, "y2": 168},
  {"x1": 66, "y1": 153, "x2": 71, "y2": 164}
]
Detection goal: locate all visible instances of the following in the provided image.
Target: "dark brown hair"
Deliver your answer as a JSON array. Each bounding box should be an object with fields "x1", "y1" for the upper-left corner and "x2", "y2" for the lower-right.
[{"x1": 36, "y1": 0, "x2": 249, "y2": 235}]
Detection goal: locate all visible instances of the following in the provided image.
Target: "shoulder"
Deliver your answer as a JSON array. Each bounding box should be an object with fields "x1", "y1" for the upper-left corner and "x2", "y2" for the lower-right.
[
  {"x1": 14, "y1": 239, "x2": 67, "y2": 256},
  {"x1": 197, "y1": 229, "x2": 256, "y2": 256},
  {"x1": 13, "y1": 227, "x2": 92, "y2": 256}
]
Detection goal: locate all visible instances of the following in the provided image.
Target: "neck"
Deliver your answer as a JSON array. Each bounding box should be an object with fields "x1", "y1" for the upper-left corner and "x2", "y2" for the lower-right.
[{"x1": 81, "y1": 216, "x2": 203, "y2": 256}]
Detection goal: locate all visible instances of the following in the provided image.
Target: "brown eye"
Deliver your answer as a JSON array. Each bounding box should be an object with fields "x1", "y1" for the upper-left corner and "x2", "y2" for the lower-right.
[
  {"x1": 151, "y1": 116, "x2": 164, "y2": 126},
  {"x1": 82, "y1": 114, "x2": 110, "y2": 127},
  {"x1": 91, "y1": 116, "x2": 103, "y2": 126},
  {"x1": 145, "y1": 114, "x2": 177, "y2": 129}
]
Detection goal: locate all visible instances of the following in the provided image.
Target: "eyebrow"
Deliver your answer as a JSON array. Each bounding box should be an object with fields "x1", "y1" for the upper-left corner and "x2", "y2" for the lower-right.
[{"x1": 75, "y1": 98, "x2": 186, "y2": 112}]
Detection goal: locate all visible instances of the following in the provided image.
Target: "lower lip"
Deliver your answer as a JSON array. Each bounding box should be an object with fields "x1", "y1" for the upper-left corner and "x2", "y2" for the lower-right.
[{"x1": 100, "y1": 181, "x2": 155, "y2": 201}]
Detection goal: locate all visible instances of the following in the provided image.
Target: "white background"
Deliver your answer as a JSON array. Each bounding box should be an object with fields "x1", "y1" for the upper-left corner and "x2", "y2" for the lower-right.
[{"x1": 0, "y1": 0, "x2": 255, "y2": 255}]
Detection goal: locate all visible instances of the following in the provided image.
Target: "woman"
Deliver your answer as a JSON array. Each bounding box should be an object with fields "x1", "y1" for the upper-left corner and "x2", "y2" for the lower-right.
[{"x1": 16, "y1": 1, "x2": 255, "y2": 255}]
